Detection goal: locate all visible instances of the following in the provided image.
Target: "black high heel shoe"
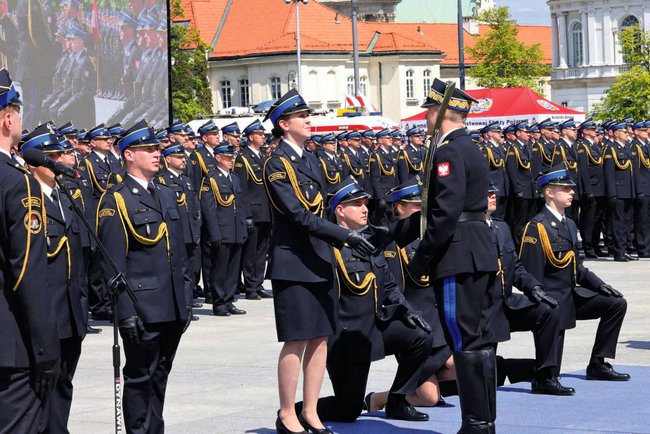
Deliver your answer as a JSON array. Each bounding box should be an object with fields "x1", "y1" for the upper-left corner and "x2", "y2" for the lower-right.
[
  {"x1": 275, "y1": 411, "x2": 307, "y2": 434},
  {"x1": 298, "y1": 414, "x2": 333, "y2": 434}
]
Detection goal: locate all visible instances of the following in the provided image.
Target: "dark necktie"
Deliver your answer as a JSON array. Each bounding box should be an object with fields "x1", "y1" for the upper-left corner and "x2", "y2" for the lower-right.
[
  {"x1": 51, "y1": 188, "x2": 66, "y2": 222},
  {"x1": 148, "y1": 183, "x2": 159, "y2": 203}
]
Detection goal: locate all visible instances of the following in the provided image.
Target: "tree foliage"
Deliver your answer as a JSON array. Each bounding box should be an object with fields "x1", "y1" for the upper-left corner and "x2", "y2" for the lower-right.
[
  {"x1": 466, "y1": 6, "x2": 551, "y2": 91},
  {"x1": 592, "y1": 25, "x2": 650, "y2": 120},
  {"x1": 170, "y1": 0, "x2": 213, "y2": 122}
]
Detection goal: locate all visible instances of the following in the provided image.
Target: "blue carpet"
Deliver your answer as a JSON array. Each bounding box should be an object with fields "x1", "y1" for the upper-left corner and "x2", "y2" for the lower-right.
[{"x1": 327, "y1": 366, "x2": 650, "y2": 433}]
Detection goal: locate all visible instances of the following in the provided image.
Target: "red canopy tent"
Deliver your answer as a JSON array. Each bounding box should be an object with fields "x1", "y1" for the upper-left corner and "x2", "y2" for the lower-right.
[{"x1": 400, "y1": 87, "x2": 585, "y2": 131}]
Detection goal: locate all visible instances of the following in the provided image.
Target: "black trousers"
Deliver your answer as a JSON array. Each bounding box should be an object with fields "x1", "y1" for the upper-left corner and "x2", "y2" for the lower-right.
[
  {"x1": 609, "y1": 198, "x2": 634, "y2": 256},
  {"x1": 122, "y1": 322, "x2": 183, "y2": 434},
  {"x1": 210, "y1": 242, "x2": 243, "y2": 308},
  {"x1": 574, "y1": 293, "x2": 627, "y2": 360},
  {"x1": 88, "y1": 248, "x2": 112, "y2": 318},
  {"x1": 46, "y1": 337, "x2": 82, "y2": 434},
  {"x1": 200, "y1": 228, "x2": 212, "y2": 297},
  {"x1": 508, "y1": 197, "x2": 536, "y2": 248},
  {"x1": 580, "y1": 196, "x2": 607, "y2": 254},
  {"x1": 0, "y1": 368, "x2": 47, "y2": 434},
  {"x1": 241, "y1": 222, "x2": 271, "y2": 295},
  {"x1": 633, "y1": 196, "x2": 650, "y2": 254},
  {"x1": 185, "y1": 243, "x2": 200, "y2": 297},
  {"x1": 314, "y1": 318, "x2": 431, "y2": 423},
  {"x1": 506, "y1": 303, "x2": 561, "y2": 371}
]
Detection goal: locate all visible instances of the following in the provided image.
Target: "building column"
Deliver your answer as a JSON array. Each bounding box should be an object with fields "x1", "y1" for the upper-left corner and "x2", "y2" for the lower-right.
[
  {"x1": 558, "y1": 13, "x2": 568, "y2": 68},
  {"x1": 551, "y1": 14, "x2": 559, "y2": 68},
  {"x1": 581, "y1": 11, "x2": 589, "y2": 66},
  {"x1": 588, "y1": 10, "x2": 599, "y2": 65},
  {"x1": 603, "y1": 9, "x2": 614, "y2": 65}
]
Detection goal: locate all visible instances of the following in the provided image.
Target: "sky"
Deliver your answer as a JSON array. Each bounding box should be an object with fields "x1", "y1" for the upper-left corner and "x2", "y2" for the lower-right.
[{"x1": 497, "y1": 0, "x2": 552, "y2": 26}]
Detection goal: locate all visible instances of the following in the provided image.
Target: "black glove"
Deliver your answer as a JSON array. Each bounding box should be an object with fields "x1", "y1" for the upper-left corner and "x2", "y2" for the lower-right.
[
  {"x1": 404, "y1": 312, "x2": 432, "y2": 333},
  {"x1": 32, "y1": 359, "x2": 60, "y2": 401},
  {"x1": 182, "y1": 306, "x2": 193, "y2": 334},
  {"x1": 528, "y1": 285, "x2": 558, "y2": 308},
  {"x1": 118, "y1": 316, "x2": 145, "y2": 345},
  {"x1": 246, "y1": 219, "x2": 255, "y2": 235},
  {"x1": 583, "y1": 193, "x2": 594, "y2": 201},
  {"x1": 598, "y1": 283, "x2": 623, "y2": 298},
  {"x1": 368, "y1": 224, "x2": 391, "y2": 251},
  {"x1": 346, "y1": 232, "x2": 376, "y2": 256},
  {"x1": 637, "y1": 193, "x2": 645, "y2": 201},
  {"x1": 516, "y1": 192, "x2": 524, "y2": 198},
  {"x1": 211, "y1": 239, "x2": 222, "y2": 251},
  {"x1": 377, "y1": 198, "x2": 387, "y2": 210},
  {"x1": 608, "y1": 196, "x2": 618, "y2": 208}
]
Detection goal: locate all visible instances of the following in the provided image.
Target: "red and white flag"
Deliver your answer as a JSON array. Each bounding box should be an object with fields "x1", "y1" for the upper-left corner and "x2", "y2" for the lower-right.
[
  {"x1": 91, "y1": 0, "x2": 100, "y2": 44},
  {"x1": 343, "y1": 92, "x2": 361, "y2": 108}
]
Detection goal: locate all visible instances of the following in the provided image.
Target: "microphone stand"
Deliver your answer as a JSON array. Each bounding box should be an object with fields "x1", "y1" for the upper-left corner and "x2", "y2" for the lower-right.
[{"x1": 55, "y1": 176, "x2": 137, "y2": 434}]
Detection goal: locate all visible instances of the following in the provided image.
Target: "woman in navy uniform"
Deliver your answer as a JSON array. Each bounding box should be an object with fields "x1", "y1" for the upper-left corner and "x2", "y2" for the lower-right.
[
  {"x1": 24, "y1": 127, "x2": 88, "y2": 432},
  {"x1": 96, "y1": 120, "x2": 192, "y2": 434},
  {"x1": 0, "y1": 70, "x2": 61, "y2": 434},
  {"x1": 262, "y1": 90, "x2": 375, "y2": 434},
  {"x1": 520, "y1": 165, "x2": 629, "y2": 387},
  {"x1": 370, "y1": 179, "x2": 455, "y2": 411},
  {"x1": 300, "y1": 178, "x2": 432, "y2": 425}
]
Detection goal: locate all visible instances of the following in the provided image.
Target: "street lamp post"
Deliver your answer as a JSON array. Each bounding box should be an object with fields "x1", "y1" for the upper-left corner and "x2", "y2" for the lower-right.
[
  {"x1": 457, "y1": 0, "x2": 465, "y2": 89},
  {"x1": 351, "y1": 0, "x2": 360, "y2": 97},
  {"x1": 286, "y1": 0, "x2": 309, "y2": 93}
]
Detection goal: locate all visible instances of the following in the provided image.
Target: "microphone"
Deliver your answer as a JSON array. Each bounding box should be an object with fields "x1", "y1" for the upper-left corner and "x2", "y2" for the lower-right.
[{"x1": 22, "y1": 148, "x2": 79, "y2": 180}]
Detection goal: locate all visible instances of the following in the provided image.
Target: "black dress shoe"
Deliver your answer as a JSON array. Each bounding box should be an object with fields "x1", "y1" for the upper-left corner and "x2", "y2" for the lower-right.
[
  {"x1": 245, "y1": 292, "x2": 261, "y2": 300},
  {"x1": 191, "y1": 315, "x2": 200, "y2": 321},
  {"x1": 191, "y1": 302, "x2": 203, "y2": 308},
  {"x1": 212, "y1": 308, "x2": 230, "y2": 317},
  {"x1": 584, "y1": 251, "x2": 598, "y2": 259},
  {"x1": 614, "y1": 255, "x2": 629, "y2": 262},
  {"x1": 86, "y1": 325, "x2": 102, "y2": 334},
  {"x1": 258, "y1": 289, "x2": 273, "y2": 298},
  {"x1": 204, "y1": 294, "x2": 213, "y2": 304},
  {"x1": 638, "y1": 252, "x2": 650, "y2": 258},
  {"x1": 596, "y1": 249, "x2": 609, "y2": 258},
  {"x1": 363, "y1": 392, "x2": 373, "y2": 411},
  {"x1": 531, "y1": 377, "x2": 575, "y2": 395},
  {"x1": 586, "y1": 362, "x2": 630, "y2": 381},
  {"x1": 298, "y1": 414, "x2": 333, "y2": 434},
  {"x1": 385, "y1": 397, "x2": 429, "y2": 421},
  {"x1": 624, "y1": 253, "x2": 639, "y2": 261},
  {"x1": 227, "y1": 304, "x2": 246, "y2": 315},
  {"x1": 275, "y1": 411, "x2": 307, "y2": 434}
]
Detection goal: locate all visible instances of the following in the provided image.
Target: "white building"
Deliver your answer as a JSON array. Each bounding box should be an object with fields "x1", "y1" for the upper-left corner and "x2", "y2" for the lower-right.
[{"x1": 548, "y1": 0, "x2": 649, "y2": 113}]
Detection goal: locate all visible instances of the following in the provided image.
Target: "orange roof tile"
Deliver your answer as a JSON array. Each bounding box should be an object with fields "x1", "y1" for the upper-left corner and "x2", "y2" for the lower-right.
[{"x1": 177, "y1": 0, "x2": 551, "y2": 65}]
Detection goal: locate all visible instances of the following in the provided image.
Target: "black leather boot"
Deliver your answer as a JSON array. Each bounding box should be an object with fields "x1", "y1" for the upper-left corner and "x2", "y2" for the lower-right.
[{"x1": 454, "y1": 348, "x2": 497, "y2": 434}]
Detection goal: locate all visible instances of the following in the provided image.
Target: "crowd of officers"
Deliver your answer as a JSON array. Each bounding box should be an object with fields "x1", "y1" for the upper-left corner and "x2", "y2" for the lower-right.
[{"x1": 0, "y1": 64, "x2": 636, "y2": 434}]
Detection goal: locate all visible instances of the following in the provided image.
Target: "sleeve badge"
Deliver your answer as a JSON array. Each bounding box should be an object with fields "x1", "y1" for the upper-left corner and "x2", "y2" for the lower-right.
[{"x1": 437, "y1": 162, "x2": 450, "y2": 177}]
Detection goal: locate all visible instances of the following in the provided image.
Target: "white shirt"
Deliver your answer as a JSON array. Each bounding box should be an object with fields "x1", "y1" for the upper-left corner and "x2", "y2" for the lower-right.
[
  {"x1": 167, "y1": 168, "x2": 181, "y2": 178},
  {"x1": 0, "y1": 148, "x2": 12, "y2": 158},
  {"x1": 128, "y1": 174, "x2": 149, "y2": 190},
  {"x1": 249, "y1": 146, "x2": 262, "y2": 159},
  {"x1": 93, "y1": 149, "x2": 109, "y2": 162},
  {"x1": 39, "y1": 182, "x2": 65, "y2": 220},
  {"x1": 438, "y1": 127, "x2": 463, "y2": 147},
  {"x1": 217, "y1": 166, "x2": 231, "y2": 179},
  {"x1": 545, "y1": 204, "x2": 565, "y2": 223},
  {"x1": 283, "y1": 138, "x2": 303, "y2": 158}
]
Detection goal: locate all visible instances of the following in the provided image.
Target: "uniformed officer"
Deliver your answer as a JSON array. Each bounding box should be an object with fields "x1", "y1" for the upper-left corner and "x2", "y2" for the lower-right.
[
  {"x1": 505, "y1": 121, "x2": 536, "y2": 248},
  {"x1": 222, "y1": 122, "x2": 242, "y2": 151},
  {"x1": 531, "y1": 118, "x2": 556, "y2": 178},
  {"x1": 553, "y1": 119, "x2": 581, "y2": 221},
  {"x1": 370, "y1": 178, "x2": 455, "y2": 410},
  {"x1": 0, "y1": 69, "x2": 60, "y2": 434},
  {"x1": 520, "y1": 166, "x2": 629, "y2": 386},
  {"x1": 368, "y1": 128, "x2": 399, "y2": 225},
  {"x1": 336, "y1": 131, "x2": 349, "y2": 154},
  {"x1": 196, "y1": 119, "x2": 220, "y2": 181},
  {"x1": 301, "y1": 178, "x2": 432, "y2": 424},
  {"x1": 483, "y1": 184, "x2": 570, "y2": 395},
  {"x1": 396, "y1": 127, "x2": 425, "y2": 183},
  {"x1": 262, "y1": 89, "x2": 375, "y2": 434},
  {"x1": 631, "y1": 120, "x2": 650, "y2": 257},
  {"x1": 341, "y1": 130, "x2": 367, "y2": 189},
  {"x1": 200, "y1": 143, "x2": 252, "y2": 316},
  {"x1": 23, "y1": 126, "x2": 88, "y2": 431},
  {"x1": 603, "y1": 121, "x2": 637, "y2": 261},
  {"x1": 576, "y1": 118, "x2": 608, "y2": 258},
  {"x1": 317, "y1": 132, "x2": 348, "y2": 191},
  {"x1": 480, "y1": 122, "x2": 508, "y2": 220},
  {"x1": 156, "y1": 143, "x2": 202, "y2": 309},
  {"x1": 234, "y1": 120, "x2": 273, "y2": 300},
  {"x1": 401, "y1": 78, "x2": 499, "y2": 433},
  {"x1": 96, "y1": 119, "x2": 192, "y2": 433}
]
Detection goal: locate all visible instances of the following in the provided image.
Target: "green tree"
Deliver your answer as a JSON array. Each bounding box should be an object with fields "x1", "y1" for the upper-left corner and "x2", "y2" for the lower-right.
[
  {"x1": 592, "y1": 25, "x2": 650, "y2": 120},
  {"x1": 170, "y1": 0, "x2": 213, "y2": 122},
  {"x1": 466, "y1": 6, "x2": 551, "y2": 91}
]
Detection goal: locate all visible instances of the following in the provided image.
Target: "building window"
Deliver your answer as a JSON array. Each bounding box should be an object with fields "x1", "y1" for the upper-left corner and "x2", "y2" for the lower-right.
[
  {"x1": 220, "y1": 80, "x2": 231, "y2": 109},
  {"x1": 621, "y1": 15, "x2": 640, "y2": 29},
  {"x1": 359, "y1": 76, "x2": 368, "y2": 96},
  {"x1": 347, "y1": 76, "x2": 355, "y2": 95},
  {"x1": 239, "y1": 79, "x2": 250, "y2": 107},
  {"x1": 405, "y1": 69, "x2": 414, "y2": 99},
  {"x1": 270, "y1": 77, "x2": 281, "y2": 100},
  {"x1": 571, "y1": 22, "x2": 583, "y2": 67},
  {"x1": 423, "y1": 69, "x2": 432, "y2": 97}
]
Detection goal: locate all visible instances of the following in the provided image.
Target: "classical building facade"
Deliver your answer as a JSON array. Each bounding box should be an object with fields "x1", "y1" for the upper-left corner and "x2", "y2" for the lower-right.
[{"x1": 548, "y1": 0, "x2": 649, "y2": 113}]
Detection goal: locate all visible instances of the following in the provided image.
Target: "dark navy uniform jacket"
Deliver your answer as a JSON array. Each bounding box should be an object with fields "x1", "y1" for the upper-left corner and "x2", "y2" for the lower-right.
[
  {"x1": 369, "y1": 147, "x2": 399, "y2": 200},
  {"x1": 44, "y1": 188, "x2": 87, "y2": 339},
  {"x1": 552, "y1": 139, "x2": 581, "y2": 196},
  {"x1": 603, "y1": 141, "x2": 636, "y2": 199},
  {"x1": 396, "y1": 144, "x2": 425, "y2": 183},
  {"x1": 577, "y1": 138, "x2": 606, "y2": 197},
  {"x1": 481, "y1": 140, "x2": 508, "y2": 197},
  {"x1": 519, "y1": 207, "x2": 603, "y2": 330},
  {"x1": 0, "y1": 153, "x2": 59, "y2": 367},
  {"x1": 531, "y1": 138, "x2": 555, "y2": 178},
  {"x1": 402, "y1": 128, "x2": 498, "y2": 280},
  {"x1": 342, "y1": 148, "x2": 367, "y2": 192},
  {"x1": 263, "y1": 140, "x2": 350, "y2": 283},
  {"x1": 97, "y1": 175, "x2": 191, "y2": 323},
  {"x1": 317, "y1": 151, "x2": 349, "y2": 190},
  {"x1": 334, "y1": 237, "x2": 413, "y2": 361},
  {"x1": 234, "y1": 147, "x2": 272, "y2": 223},
  {"x1": 157, "y1": 168, "x2": 201, "y2": 246},
  {"x1": 200, "y1": 168, "x2": 250, "y2": 245},
  {"x1": 632, "y1": 139, "x2": 650, "y2": 196},
  {"x1": 506, "y1": 139, "x2": 536, "y2": 199}
]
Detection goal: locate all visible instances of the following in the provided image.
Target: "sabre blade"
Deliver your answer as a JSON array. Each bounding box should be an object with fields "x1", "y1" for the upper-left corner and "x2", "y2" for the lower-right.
[{"x1": 420, "y1": 81, "x2": 457, "y2": 238}]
